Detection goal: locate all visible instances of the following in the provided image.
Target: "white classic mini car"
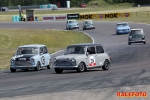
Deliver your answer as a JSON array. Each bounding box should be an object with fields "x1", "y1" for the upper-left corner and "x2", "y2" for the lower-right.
[
  {"x1": 53, "y1": 43, "x2": 111, "y2": 74},
  {"x1": 10, "y1": 44, "x2": 52, "y2": 72}
]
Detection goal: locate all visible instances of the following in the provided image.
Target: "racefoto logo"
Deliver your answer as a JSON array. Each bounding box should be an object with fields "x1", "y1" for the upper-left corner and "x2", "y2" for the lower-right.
[{"x1": 117, "y1": 92, "x2": 148, "y2": 98}]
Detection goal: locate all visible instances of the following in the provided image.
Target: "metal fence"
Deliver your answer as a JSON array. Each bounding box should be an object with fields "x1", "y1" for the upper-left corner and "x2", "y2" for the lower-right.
[{"x1": 8, "y1": 5, "x2": 40, "y2": 10}]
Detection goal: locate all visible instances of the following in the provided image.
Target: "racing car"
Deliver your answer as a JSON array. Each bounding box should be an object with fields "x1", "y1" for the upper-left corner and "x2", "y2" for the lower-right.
[
  {"x1": 53, "y1": 43, "x2": 110, "y2": 74},
  {"x1": 83, "y1": 20, "x2": 95, "y2": 30},
  {"x1": 116, "y1": 22, "x2": 130, "y2": 35},
  {"x1": 10, "y1": 44, "x2": 52, "y2": 72},
  {"x1": 128, "y1": 29, "x2": 146, "y2": 45},
  {"x1": 66, "y1": 20, "x2": 79, "y2": 30}
]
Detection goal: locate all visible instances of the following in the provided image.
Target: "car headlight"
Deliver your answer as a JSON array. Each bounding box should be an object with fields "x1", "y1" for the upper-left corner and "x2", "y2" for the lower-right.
[
  {"x1": 30, "y1": 58, "x2": 35, "y2": 65},
  {"x1": 142, "y1": 36, "x2": 145, "y2": 40},
  {"x1": 129, "y1": 36, "x2": 132, "y2": 39},
  {"x1": 11, "y1": 59, "x2": 15, "y2": 65},
  {"x1": 54, "y1": 58, "x2": 57, "y2": 62},
  {"x1": 70, "y1": 58, "x2": 76, "y2": 63}
]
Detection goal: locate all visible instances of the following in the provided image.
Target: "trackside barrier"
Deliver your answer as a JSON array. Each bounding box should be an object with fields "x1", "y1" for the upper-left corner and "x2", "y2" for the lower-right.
[
  {"x1": 79, "y1": 13, "x2": 130, "y2": 20},
  {"x1": 12, "y1": 15, "x2": 20, "y2": 22},
  {"x1": 42, "y1": 14, "x2": 67, "y2": 21},
  {"x1": 42, "y1": 13, "x2": 130, "y2": 21}
]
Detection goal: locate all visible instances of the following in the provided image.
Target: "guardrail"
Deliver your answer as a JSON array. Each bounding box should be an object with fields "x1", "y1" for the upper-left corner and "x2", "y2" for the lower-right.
[{"x1": 42, "y1": 13, "x2": 130, "y2": 21}]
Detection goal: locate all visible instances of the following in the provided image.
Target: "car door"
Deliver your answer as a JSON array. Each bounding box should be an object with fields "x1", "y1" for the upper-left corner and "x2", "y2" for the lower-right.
[
  {"x1": 43, "y1": 46, "x2": 50, "y2": 66},
  {"x1": 39, "y1": 47, "x2": 46, "y2": 67},
  {"x1": 96, "y1": 46, "x2": 106, "y2": 67},
  {"x1": 87, "y1": 46, "x2": 97, "y2": 67}
]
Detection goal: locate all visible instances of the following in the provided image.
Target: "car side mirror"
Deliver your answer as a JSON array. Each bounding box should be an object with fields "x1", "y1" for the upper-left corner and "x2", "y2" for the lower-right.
[
  {"x1": 86, "y1": 52, "x2": 89, "y2": 56},
  {"x1": 40, "y1": 52, "x2": 43, "y2": 55}
]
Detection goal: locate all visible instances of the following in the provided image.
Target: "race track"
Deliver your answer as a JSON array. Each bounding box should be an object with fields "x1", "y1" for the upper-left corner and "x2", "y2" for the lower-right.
[{"x1": 0, "y1": 22, "x2": 150, "y2": 100}]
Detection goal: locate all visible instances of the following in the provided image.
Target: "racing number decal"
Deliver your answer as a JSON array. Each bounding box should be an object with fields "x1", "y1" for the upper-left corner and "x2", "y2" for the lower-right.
[
  {"x1": 89, "y1": 56, "x2": 96, "y2": 67},
  {"x1": 41, "y1": 56, "x2": 45, "y2": 65}
]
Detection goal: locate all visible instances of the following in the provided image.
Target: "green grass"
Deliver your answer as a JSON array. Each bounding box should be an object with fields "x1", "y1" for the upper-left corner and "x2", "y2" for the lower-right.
[{"x1": 0, "y1": 28, "x2": 92, "y2": 69}]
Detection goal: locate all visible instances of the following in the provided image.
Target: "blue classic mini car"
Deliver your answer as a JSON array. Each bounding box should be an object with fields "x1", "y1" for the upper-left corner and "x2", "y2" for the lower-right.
[
  {"x1": 10, "y1": 44, "x2": 52, "y2": 72},
  {"x1": 116, "y1": 22, "x2": 130, "y2": 35},
  {"x1": 66, "y1": 20, "x2": 79, "y2": 30}
]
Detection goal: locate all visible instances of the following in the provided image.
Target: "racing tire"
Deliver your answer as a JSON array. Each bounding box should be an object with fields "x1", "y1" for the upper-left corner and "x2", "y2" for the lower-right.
[
  {"x1": 116, "y1": 32, "x2": 119, "y2": 35},
  {"x1": 102, "y1": 60, "x2": 110, "y2": 70},
  {"x1": 55, "y1": 68, "x2": 63, "y2": 74},
  {"x1": 128, "y1": 42, "x2": 131, "y2": 45},
  {"x1": 143, "y1": 41, "x2": 146, "y2": 44},
  {"x1": 77, "y1": 62, "x2": 86, "y2": 72},
  {"x1": 10, "y1": 68, "x2": 16, "y2": 72},
  {"x1": 47, "y1": 59, "x2": 52, "y2": 69},
  {"x1": 35, "y1": 62, "x2": 41, "y2": 71}
]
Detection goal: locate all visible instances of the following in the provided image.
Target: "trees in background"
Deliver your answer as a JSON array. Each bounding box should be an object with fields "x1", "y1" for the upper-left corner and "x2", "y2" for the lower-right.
[
  {"x1": 0, "y1": 0, "x2": 150, "y2": 7},
  {"x1": 104, "y1": 0, "x2": 150, "y2": 4}
]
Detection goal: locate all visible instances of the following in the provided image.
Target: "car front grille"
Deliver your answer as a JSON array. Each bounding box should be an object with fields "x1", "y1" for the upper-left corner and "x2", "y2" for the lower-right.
[
  {"x1": 56, "y1": 61, "x2": 73, "y2": 66},
  {"x1": 14, "y1": 61, "x2": 31, "y2": 66}
]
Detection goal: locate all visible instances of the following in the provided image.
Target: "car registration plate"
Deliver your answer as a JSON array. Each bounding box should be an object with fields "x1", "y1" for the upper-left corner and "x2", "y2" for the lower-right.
[{"x1": 19, "y1": 58, "x2": 26, "y2": 61}]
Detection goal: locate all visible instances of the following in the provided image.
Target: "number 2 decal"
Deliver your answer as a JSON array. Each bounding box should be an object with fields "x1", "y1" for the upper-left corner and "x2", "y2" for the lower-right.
[{"x1": 89, "y1": 56, "x2": 96, "y2": 67}]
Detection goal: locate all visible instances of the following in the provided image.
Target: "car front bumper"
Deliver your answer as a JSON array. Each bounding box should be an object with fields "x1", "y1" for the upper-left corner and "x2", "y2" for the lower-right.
[
  {"x1": 10, "y1": 65, "x2": 36, "y2": 69},
  {"x1": 129, "y1": 40, "x2": 145, "y2": 43},
  {"x1": 54, "y1": 65, "x2": 78, "y2": 70},
  {"x1": 117, "y1": 30, "x2": 130, "y2": 34},
  {"x1": 85, "y1": 26, "x2": 95, "y2": 29}
]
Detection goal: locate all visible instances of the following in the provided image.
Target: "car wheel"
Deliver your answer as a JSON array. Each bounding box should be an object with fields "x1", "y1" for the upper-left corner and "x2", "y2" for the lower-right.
[
  {"x1": 143, "y1": 41, "x2": 146, "y2": 44},
  {"x1": 77, "y1": 62, "x2": 86, "y2": 72},
  {"x1": 102, "y1": 60, "x2": 110, "y2": 70},
  {"x1": 55, "y1": 68, "x2": 63, "y2": 74},
  {"x1": 35, "y1": 62, "x2": 41, "y2": 71},
  {"x1": 10, "y1": 68, "x2": 16, "y2": 72},
  {"x1": 128, "y1": 42, "x2": 131, "y2": 45},
  {"x1": 116, "y1": 31, "x2": 119, "y2": 35},
  {"x1": 47, "y1": 59, "x2": 52, "y2": 69}
]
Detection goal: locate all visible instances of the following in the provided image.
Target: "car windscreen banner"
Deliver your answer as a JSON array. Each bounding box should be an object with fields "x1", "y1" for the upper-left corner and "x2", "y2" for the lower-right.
[
  {"x1": 67, "y1": 14, "x2": 80, "y2": 20},
  {"x1": 79, "y1": 13, "x2": 130, "y2": 20},
  {"x1": 42, "y1": 14, "x2": 67, "y2": 21}
]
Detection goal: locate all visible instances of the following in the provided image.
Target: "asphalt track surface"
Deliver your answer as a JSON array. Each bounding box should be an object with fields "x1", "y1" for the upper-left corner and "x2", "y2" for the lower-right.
[{"x1": 0, "y1": 22, "x2": 150, "y2": 100}]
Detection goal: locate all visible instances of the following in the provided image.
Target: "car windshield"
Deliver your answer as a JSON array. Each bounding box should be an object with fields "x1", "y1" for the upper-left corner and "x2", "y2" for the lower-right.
[
  {"x1": 64, "y1": 46, "x2": 86, "y2": 55},
  {"x1": 69, "y1": 21, "x2": 75, "y2": 23},
  {"x1": 85, "y1": 21, "x2": 93, "y2": 25},
  {"x1": 117, "y1": 23, "x2": 127, "y2": 27},
  {"x1": 16, "y1": 47, "x2": 38, "y2": 55},
  {"x1": 130, "y1": 30, "x2": 143, "y2": 37}
]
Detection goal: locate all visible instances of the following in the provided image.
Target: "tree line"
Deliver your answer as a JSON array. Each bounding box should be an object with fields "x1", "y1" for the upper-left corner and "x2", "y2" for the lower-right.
[
  {"x1": 0, "y1": 0, "x2": 150, "y2": 7},
  {"x1": 104, "y1": 0, "x2": 150, "y2": 4}
]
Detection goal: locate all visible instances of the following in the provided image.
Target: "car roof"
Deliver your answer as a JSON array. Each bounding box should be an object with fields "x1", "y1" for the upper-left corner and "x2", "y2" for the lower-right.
[
  {"x1": 67, "y1": 20, "x2": 76, "y2": 21},
  {"x1": 117, "y1": 22, "x2": 128, "y2": 25},
  {"x1": 68, "y1": 43, "x2": 102, "y2": 47},
  {"x1": 131, "y1": 29, "x2": 143, "y2": 31},
  {"x1": 84, "y1": 20, "x2": 93, "y2": 22},
  {"x1": 19, "y1": 44, "x2": 46, "y2": 48}
]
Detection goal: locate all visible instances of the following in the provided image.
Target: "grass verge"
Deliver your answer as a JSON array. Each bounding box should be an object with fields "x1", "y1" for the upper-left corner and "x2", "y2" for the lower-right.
[{"x1": 0, "y1": 28, "x2": 92, "y2": 69}]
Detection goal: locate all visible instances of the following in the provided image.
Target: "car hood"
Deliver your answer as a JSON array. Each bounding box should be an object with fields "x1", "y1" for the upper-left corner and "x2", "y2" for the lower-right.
[
  {"x1": 12, "y1": 54, "x2": 36, "y2": 61},
  {"x1": 55, "y1": 54, "x2": 84, "y2": 60},
  {"x1": 68, "y1": 23, "x2": 77, "y2": 26},
  {"x1": 85, "y1": 24, "x2": 94, "y2": 26},
  {"x1": 117, "y1": 26, "x2": 130, "y2": 30}
]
